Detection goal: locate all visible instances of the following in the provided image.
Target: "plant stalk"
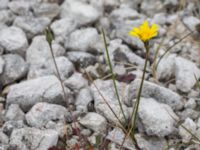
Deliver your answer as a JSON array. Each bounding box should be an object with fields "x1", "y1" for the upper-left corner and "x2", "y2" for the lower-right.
[
  {"x1": 131, "y1": 41, "x2": 150, "y2": 135},
  {"x1": 102, "y1": 29, "x2": 127, "y2": 123}
]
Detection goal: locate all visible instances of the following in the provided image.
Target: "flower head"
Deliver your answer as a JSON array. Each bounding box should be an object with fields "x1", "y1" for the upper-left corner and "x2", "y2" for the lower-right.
[{"x1": 129, "y1": 21, "x2": 159, "y2": 42}]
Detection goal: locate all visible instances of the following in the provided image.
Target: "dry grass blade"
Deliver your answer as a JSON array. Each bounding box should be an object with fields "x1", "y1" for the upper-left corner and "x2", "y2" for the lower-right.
[
  {"x1": 84, "y1": 69, "x2": 126, "y2": 131},
  {"x1": 45, "y1": 27, "x2": 93, "y2": 149},
  {"x1": 155, "y1": 30, "x2": 194, "y2": 70},
  {"x1": 165, "y1": 108, "x2": 200, "y2": 144}
]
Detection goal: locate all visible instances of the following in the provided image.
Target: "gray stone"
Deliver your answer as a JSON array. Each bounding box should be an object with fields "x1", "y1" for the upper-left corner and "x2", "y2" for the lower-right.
[
  {"x1": 26, "y1": 36, "x2": 65, "y2": 68},
  {"x1": 32, "y1": 3, "x2": 60, "y2": 19},
  {"x1": 90, "y1": 79, "x2": 129, "y2": 124},
  {"x1": 127, "y1": 79, "x2": 183, "y2": 110},
  {"x1": 26, "y1": 102, "x2": 69, "y2": 128},
  {"x1": 185, "y1": 98, "x2": 196, "y2": 109},
  {"x1": 4, "y1": 104, "x2": 25, "y2": 121},
  {"x1": 111, "y1": 19, "x2": 145, "y2": 50},
  {"x1": 0, "y1": 131, "x2": 9, "y2": 144},
  {"x1": 45, "y1": 122, "x2": 67, "y2": 138},
  {"x1": 10, "y1": 128, "x2": 58, "y2": 150},
  {"x1": 79, "y1": 112, "x2": 107, "y2": 133},
  {"x1": 0, "y1": 54, "x2": 28, "y2": 86},
  {"x1": 152, "y1": 13, "x2": 167, "y2": 25},
  {"x1": 65, "y1": 28, "x2": 103, "y2": 54},
  {"x1": 85, "y1": 63, "x2": 103, "y2": 79},
  {"x1": 8, "y1": 1, "x2": 33, "y2": 15},
  {"x1": 175, "y1": 57, "x2": 200, "y2": 92},
  {"x1": 106, "y1": 128, "x2": 136, "y2": 150},
  {"x1": 139, "y1": 98, "x2": 176, "y2": 137},
  {"x1": 110, "y1": 5, "x2": 141, "y2": 22},
  {"x1": 0, "y1": 56, "x2": 4, "y2": 74},
  {"x1": 179, "y1": 108, "x2": 199, "y2": 120},
  {"x1": 50, "y1": 17, "x2": 77, "y2": 43},
  {"x1": 0, "y1": 144, "x2": 8, "y2": 150},
  {"x1": 140, "y1": 0, "x2": 163, "y2": 16},
  {"x1": 28, "y1": 56, "x2": 74, "y2": 80},
  {"x1": 64, "y1": 73, "x2": 88, "y2": 91},
  {"x1": 60, "y1": 0, "x2": 101, "y2": 25},
  {"x1": 76, "y1": 88, "x2": 93, "y2": 112},
  {"x1": 179, "y1": 118, "x2": 197, "y2": 143},
  {"x1": 107, "y1": 39, "x2": 145, "y2": 67},
  {"x1": 103, "y1": 0, "x2": 120, "y2": 10},
  {"x1": 67, "y1": 51, "x2": 97, "y2": 68},
  {"x1": 135, "y1": 134, "x2": 167, "y2": 150},
  {"x1": 0, "y1": 10, "x2": 15, "y2": 24},
  {"x1": 157, "y1": 54, "x2": 176, "y2": 81},
  {"x1": 2, "y1": 120, "x2": 27, "y2": 136},
  {"x1": 80, "y1": 129, "x2": 92, "y2": 137},
  {"x1": 14, "y1": 16, "x2": 51, "y2": 39},
  {"x1": 0, "y1": 27, "x2": 28, "y2": 56},
  {"x1": 0, "y1": 0, "x2": 9, "y2": 10},
  {"x1": 183, "y1": 16, "x2": 200, "y2": 31},
  {"x1": 113, "y1": 65, "x2": 126, "y2": 76},
  {"x1": 7, "y1": 75, "x2": 72, "y2": 112}
]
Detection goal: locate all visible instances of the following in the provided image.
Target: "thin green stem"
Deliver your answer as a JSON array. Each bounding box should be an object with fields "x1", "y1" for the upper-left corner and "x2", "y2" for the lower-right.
[
  {"x1": 131, "y1": 42, "x2": 150, "y2": 135},
  {"x1": 119, "y1": 42, "x2": 150, "y2": 150},
  {"x1": 102, "y1": 29, "x2": 127, "y2": 123}
]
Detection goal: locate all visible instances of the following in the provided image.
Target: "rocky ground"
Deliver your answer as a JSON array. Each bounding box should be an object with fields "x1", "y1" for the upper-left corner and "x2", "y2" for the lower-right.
[{"x1": 0, "y1": 0, "x2": 200, "y2": 150}]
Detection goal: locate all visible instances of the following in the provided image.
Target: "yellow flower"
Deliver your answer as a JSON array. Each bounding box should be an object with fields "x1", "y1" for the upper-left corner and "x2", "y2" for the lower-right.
[{"x1": 129, "y1": 21, "x2": 159, "y2": 42}]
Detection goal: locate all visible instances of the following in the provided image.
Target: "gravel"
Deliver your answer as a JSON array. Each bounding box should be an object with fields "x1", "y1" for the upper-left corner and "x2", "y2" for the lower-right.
[{"x1": 0, "y1": 0, "x2": 199, "y2": 149}]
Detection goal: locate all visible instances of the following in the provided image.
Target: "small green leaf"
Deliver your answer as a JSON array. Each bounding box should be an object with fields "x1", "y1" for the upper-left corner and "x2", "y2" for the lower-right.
[{"x1": 45, "y1": 27, "x2": 54, "y2": 45}]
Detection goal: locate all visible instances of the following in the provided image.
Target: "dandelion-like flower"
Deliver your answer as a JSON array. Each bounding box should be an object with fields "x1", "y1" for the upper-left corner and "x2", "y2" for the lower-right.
[{"x1": 129, "y1": 21, "x2": 159, "y2": 42}]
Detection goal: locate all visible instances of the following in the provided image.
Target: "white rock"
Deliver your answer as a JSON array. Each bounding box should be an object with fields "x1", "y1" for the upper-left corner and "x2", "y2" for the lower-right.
[
  {"x1": 7, "y1": 75, "x2": 71, "y2": 112},
  {"x1": 8, "y1": 1, "x2": 33, "y2": 15},
  {"x1": 185, "y1": 98, "x2": 196, "y2": 109},
  {"x1": 0, "y1": 10, "x2": 15, "y2": 24},
  {"x1": 2, "y1": 120, "x2": 27, "y2": 136},
  {"x1": 50, "y1": 17, "x2": 77, "y2": 43},
  {"x1": 28, "y1": 56, "x2": 74, "y2": 80},
  {"x1": 32, "y1": 3, "x2": 60, "y2": 19},
  {"x1": 183, "y1": 16, "x2": 200, "y2": 31},
  {"x1": 60, "y1": 0, "x2": 101, "y2": 25},
  {"x1": 5, "y1": 104, "x2": 25, "y2": 121},
  {"x1": 157, "y1": 54, "x2": 176, "y2": 80},
  {"x1": 112, "y1": 19, "x2": 145, "y2": 50},
  {"x1": 139, "y1": 98, "x2": 176, "y2": 137},
  {"x1": 107, "y1": 39, "x2": 145, "y2": 67},
  {"x1": 152, "y1": 13, "x2": 167, "y2": 25},
  {"x1": 0, "y1": 27, "x2": 28, "y2": 56},
  {"x1": 65, "y1": 28, "x2": 103, "y2": 54},
  {"x1": 127, "y1": 79, "x2": 183, "y2": 110},
  {"x1": 10, "y1": 128, "x2": 58, "y2": 150},
  {"x1": 26, "y1": 102, "x2": 69, "y2": 128},
  {"x1": 140, "y1": 0, "x2": 163, "y2": 16},
  {"x1": 106, "y1": 128, "x2": 136, "y2": 150},
  {"x1": 179, "y1": 118, "x2": 197, "y2": 143},
  {"x1": 26, "y1": 36, "x2": 65, "y2": 67},
  {"x1": 64, "y1": 73, "x2": 88, "y2": 91},
  {"x1": 0, "y1": 0, "x2": 9, "y2": 10},
  {"x1": 76, "y1": 88, "x2": 93, "y2": 112},
  {"x1": 110, "y1": 5, "x2": 141, "y2": 22},
  {"x1": 14, "y1": 16, "x2": 51, "y2": 39},
  {"x1": 0, "y1": 54, "x2": 28, "y2": 86},
  {"x1": 90, "y1": 79, "x2": 129, "y2": 123},
  {"x1": 135, "y1": 134, "x2": 167, "y2": 150},
  {"x1": 0, "y1": 56, "x2": 4, "y2": 74},
  {"x1": 0, "y1": 131, "x2": 9, "y2": 144},
  {"x1": 67, "y1": 51, "x2": 97, "y2": 68},
  {"x1": 79, "y1": 112, "x2": 107, "y2": 133},
  {"x1": 175, "y1": 57, "x2": 200, "y2": 92}
]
